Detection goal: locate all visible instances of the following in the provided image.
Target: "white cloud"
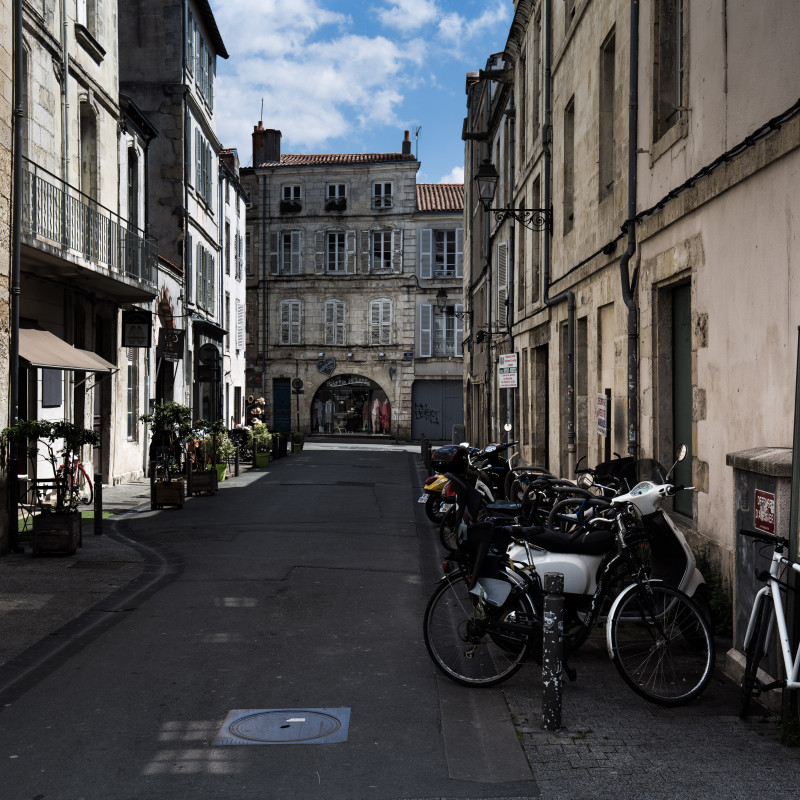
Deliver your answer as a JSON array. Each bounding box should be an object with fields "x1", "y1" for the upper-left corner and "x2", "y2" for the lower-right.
[
  {"x1": 438, "y1": 2, "x2": 511, "y2": 50},
  {"x1": 374, "y1": 0, "x2": 440, "y2": 33},
  {"x1": 439, "y1": 166, "x2": 464, "y2": 183}
]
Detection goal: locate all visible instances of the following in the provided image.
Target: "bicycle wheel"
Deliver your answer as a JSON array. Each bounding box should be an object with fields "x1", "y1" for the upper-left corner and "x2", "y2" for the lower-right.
[
  {"x1": 739, "y1": 596, "x2": 773, "y2": 718},
  {"x1": 75, "y1": 465, "x2": 93, "y2": 505},
  {"x1": 423, "y1": 572, "x2": 537, "y2": 687},
  {"x1": 439, "y1": 505, "x2": 458, "y2": 551},
  {"x1": 607, "y1": 583, "x2": 714, "y2": 706}
]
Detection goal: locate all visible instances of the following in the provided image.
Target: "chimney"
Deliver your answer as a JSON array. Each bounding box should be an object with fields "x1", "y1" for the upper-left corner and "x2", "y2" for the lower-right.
[
  {"x1": 252, "y1": 120, "x2": 282, "y2": 166},
  {"x1": 402, "y1": 130, "x2": 412, "y2": 156}
]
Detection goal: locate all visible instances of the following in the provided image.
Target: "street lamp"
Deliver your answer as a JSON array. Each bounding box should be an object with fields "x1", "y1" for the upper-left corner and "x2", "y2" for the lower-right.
[
  {"x1": 474, "y1": 158, "x2": 551, "y2": 233},
  {"x1": 436, "y1": 287, "x2": 469, "y2": 319}
]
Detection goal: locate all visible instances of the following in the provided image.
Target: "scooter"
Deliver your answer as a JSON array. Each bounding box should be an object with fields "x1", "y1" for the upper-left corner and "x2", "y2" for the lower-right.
[
  {"x1": 504, "y1": 444, "x2": 709, "y2": 621},
  {"x1": 418, "y1": 472, "x2": 452, "y2": 524}
]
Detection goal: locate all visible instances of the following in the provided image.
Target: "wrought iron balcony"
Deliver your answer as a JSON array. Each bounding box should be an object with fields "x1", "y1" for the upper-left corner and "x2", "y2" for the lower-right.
[{"x1": 21, "y1": 158, "x2": 157, "y2": 295}]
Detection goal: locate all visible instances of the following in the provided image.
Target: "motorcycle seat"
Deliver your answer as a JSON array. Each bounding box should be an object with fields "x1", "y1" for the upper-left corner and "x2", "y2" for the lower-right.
[{"x1": 517, "y1": 525, "x2": 616, "y2": 556}]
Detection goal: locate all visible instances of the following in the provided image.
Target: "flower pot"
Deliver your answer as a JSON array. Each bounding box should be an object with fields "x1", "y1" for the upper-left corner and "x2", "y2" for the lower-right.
[
  {"x1": 255, "y1": 452, "x2": 270, "y2": 467},
  {"x1": 152, "y1": 478, "x2": 185, "y2": 509},
  {"x1": 215, "y1": 463, "x2": 228, "y2": 482},
  {"x1": 189, "y1": 469, "x2": 218, "y2": 496},
  {"x1": 292, "y1": 442, "x2": 303, "y2": 453},
  {"x1": 32, "y1": 511, "x2": 82, "y2": 555}
]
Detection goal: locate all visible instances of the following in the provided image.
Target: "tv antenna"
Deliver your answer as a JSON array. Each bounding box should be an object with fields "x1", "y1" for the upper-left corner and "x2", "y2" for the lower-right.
[
  {"x1": 260, "y1": 97, "x2": 264, "y2": 123},
  {"x1": 415, "y1": 126, "x2": 422, "y2": 159}
]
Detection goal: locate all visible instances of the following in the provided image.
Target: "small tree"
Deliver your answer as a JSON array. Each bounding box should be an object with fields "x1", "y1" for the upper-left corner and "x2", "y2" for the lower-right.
[{"x1": 140, "y1": 402, "x2": 193, "y2": 478}]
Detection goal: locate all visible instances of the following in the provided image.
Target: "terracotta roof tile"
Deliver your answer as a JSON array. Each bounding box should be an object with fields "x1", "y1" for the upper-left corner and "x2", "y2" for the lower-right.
[
  {"x1": 416, "y1": 183, "x2": 464, "y2": 212},
  {"x1": 256, "y1": 153, "x2": 418, "y2": 167}
]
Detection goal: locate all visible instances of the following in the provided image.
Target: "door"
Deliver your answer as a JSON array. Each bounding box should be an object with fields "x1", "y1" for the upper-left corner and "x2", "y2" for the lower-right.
[
  {"x1": 411, "y1": 380, "x2": 463, "y2": 440},
  {"x1": 672, "y1": 284, "x2": 692, "y2": 516},
  {"x1": 272, "y1": 378, "x2": 291, "y2": 432}
]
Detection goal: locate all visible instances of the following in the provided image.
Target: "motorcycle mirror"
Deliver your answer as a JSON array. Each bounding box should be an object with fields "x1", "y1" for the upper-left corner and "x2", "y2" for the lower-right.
[
  {"x1": 504, "y1": 423, "x2": 512, "y2": 432},
  {"x1": 577, "y1": 472, "x2": 594, "y2": 489},
  {"x1": 675, "y1": 443, "x2": 687, "y2": 462}
]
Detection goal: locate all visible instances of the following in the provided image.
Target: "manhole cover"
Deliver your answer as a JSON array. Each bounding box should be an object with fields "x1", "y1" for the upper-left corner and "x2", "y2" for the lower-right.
[{"x1": 213, "y1": 708, "x2": 350, "y2": 746}]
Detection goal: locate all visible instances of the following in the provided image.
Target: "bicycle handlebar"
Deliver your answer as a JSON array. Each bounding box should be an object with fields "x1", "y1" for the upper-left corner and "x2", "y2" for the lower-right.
[{"x1": 739, "y1": 528, "x2": 789, "y2": 548}]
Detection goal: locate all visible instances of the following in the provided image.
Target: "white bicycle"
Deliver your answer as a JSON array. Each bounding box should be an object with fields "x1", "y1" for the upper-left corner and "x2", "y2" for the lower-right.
[{"x1": 738, "y1": 528, "x2": 800, "y2": 717}]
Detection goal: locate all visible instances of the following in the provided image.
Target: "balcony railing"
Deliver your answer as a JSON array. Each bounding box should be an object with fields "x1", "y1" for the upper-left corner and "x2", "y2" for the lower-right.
[{"x1": 21, "y1": 158, "x2": 157, "y2": 289}]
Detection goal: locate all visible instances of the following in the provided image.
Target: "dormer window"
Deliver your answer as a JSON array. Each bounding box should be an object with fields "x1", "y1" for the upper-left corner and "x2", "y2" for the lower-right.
[{"x1": 372, "y1": 181, "x2": 393, "y2": 209}]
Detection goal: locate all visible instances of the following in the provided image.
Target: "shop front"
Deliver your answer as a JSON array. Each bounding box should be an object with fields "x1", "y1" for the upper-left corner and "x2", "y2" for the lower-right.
[{"x1": 311, "y1": 375, "x2": 391, "y2": 435}]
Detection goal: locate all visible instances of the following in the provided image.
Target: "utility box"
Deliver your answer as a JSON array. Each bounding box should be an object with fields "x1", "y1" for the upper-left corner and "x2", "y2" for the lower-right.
[{"x1": 726, "y1": 447, "x2": 793, "y2": 698}]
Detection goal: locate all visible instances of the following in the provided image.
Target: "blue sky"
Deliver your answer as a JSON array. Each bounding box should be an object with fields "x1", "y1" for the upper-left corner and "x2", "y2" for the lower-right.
[{"x1": 212, "y1": 0, "x2": 513, "y2": 184}]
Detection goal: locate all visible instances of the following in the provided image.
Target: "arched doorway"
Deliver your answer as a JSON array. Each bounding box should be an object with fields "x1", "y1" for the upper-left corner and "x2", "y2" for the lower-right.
[{"x1": 311, "y1": 376, "x2": 391, "y2": 435}]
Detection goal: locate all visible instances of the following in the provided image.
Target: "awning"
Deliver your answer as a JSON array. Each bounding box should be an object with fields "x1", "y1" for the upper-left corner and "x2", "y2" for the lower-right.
[{"x1": 19, "y1": 328, "x2": 117, "y2": 372}]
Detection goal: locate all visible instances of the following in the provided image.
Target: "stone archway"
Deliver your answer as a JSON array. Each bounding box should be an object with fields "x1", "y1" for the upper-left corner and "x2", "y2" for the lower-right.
[{"x1": 311, "y1": 375, "x2": 391, "y2": 435}]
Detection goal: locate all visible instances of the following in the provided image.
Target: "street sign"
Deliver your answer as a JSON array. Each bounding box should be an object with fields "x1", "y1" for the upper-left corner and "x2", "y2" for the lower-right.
[
  {"x1": 754, "y1": 489, "x2": 776, "y2": 534},
  {"x1": 597, "y1": 393, "x2": 609, "y2": 437},
  {"x1": 498, "y1": 353, "x2": 518, "y2": 388}
]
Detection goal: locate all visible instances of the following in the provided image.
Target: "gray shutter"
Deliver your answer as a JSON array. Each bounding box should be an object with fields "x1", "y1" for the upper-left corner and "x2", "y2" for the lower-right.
[
  {"x1": 497, "y1": 242, "x2": 508, "y2": 327},
  {"x1": 381, "y1": 299, "x2": 392, "y2": 344},
  {"x1": 419, "y1": 228, "x2": 432, "y2": 278},
  {"x1": 291, "y1": 300, "x2": 301, "y2": 345},
  {"x1": 336, "y1": 300, "x2": 346, "y2": 345},
  {"x1": 361, "y1": 230, "x2": 371, "y2": 274},
  {"x1": 346, "y1": 230, "x2": 356, "y2": 274},
  {"x1": 185, "y1": 233, "x2": 193, "y2": 303},
  {"x1": 455, "y1": 228, "x2": 463, "y2": 278},
  {"x1": 392, "y1": 228, "x2": 402, "y2": 273},
  {"x1": 315, "y1": 231, "x2": 325, "y2": 274},
  {"x1": 419, "y1": 304, "x2": 432, "y2": 358},
  {"x1": 291, "y1": 230, "x2": 301, "y2": 274},
  {"x1": 236, "y1": 301, "x2": 245, "y2": 349},
  {"x1": 270, "y1": 232, "x2": 279, "y2": 274},
  {"x1": 370, "y1": 300, "x2": 381, "y2": 345},
  {"x1": 279, "y1": 301, "x2": 289, "y2": 344},
  {"x1": 454, "y1": 304, "x2": 464, "y2": 356},
  {"x1": 208, "y1": 253, "x2": 215, "y2": 315}
]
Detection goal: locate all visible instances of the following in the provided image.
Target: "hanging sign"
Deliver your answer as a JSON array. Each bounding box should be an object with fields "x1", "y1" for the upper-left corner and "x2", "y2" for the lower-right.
[
  {"x1": 597, "y1": 393, "x2": 609, "y2": 437},
  {"x1": 498, "y1": 353, "x2": 518, "y2": 388},
  {"x1": 122, "y1": 309, "x2": 152, "y2": 348},
  {"x1": 156, "y1": 328, "x2": 185, "y2": 361}
]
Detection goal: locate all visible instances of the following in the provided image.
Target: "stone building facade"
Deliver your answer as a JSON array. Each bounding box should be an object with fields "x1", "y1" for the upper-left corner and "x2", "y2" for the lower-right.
[
  {"x1": 463, "y1": 0, "x2": 800, "y2": 581},
  {"x1": 242, "y1": 126, "x2": 464, "y2": 440}
]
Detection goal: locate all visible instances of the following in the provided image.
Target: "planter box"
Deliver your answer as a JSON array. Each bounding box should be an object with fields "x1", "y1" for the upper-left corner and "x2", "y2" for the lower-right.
[
  {"x1": 292, "y1": 442, "x2": 304, "y2": 453},
  {"x1": 152, "y1": 479, "x2": 185, "y2": 509},
  {"x1": 190, "y1": 470, "x2": 218, "y2": 495},
  {"x1": 32, "y1": 511, "x2": 82, "y2": 556},
  {"x1": 255, "y1": 452, "x2": 270, "y2": 467}
]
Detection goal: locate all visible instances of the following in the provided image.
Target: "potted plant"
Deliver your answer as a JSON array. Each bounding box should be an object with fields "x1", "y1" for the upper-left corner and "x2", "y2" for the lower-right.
[
  {"x1": 249, "y1": 422, "x2": 272, "y2": 467},
  {"x1": 140, "y1": 401, "x2": 192, "y2": 509},
  {"x1": 195, "y1": 421, "x2": 236, "y2": 483},
  {"x1": 2, "y1": 418, "x2": 100, "y2": 555},
  {"x1": 290, "y1": 431, "x2": 305, "y2": 453}
]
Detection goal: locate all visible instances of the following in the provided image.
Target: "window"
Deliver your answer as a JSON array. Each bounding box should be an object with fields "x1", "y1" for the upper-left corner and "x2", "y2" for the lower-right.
[
  {"x1": 599, "y1": 31, "x2": 616, "y2": 200},
  {"x1": 653, "y1": 0, "x2": 684, "y2": 142},
  {"x1": 327, "y1": 232, "x2": 346, "y2": 273},
  {"x1": 224, "y1": 292, "x2": 231, "y2": 349},
  {"x1": 279, "y1": 300, "x2": 301, "y2": 345},
  {"x1": 563, "y1": 97, "x2": 575, "y2": 234},
  {"x1": 281, "y1": 184, "x2": 302, "y2": 212},
  {"x1": 126, "y1": 349, "x2": 139, "y2": 441},
  {"x1": 326, "y1": 183, "x2": 347, "y2": 211},
  {"x1": 225, "y1": 221, "x2": 231, "y2": 274},
  {"x1": 282, "y1": 185, "x2": 301, "y2": 201},
  {"x1": 194, "y1": 128, "x2": 213, "y2": 206},
  {"x1": 185, "y1": 233, "x2": 193, "y2": 302},
  {"x1": 372, "y1": 181, "x2": 393, "y2": 209},
  {"x1": 196, "y1": 244, "x2": 216, "y2": 313},
  {"x1": 497, "y1": 241, "x2": 508, "y2": 327},
  {"x1": 370, "y1": 299, "x2": 392, "y2": 345},
  {"x1": 324, "y1": 299, "x2": 346, "y2": 345},
  {"x1": 245, "y1": 230, "x2": 252, "y2": 276},
  {"x1": 235, "y1": 300, "x2": 246, "y2": 349},
  {"x1": 235, "y1": 231, "x2": 243, "y2": 280},
  {"x1": 419, "y1": 305, "x2": 463, "y2": 357},
  {"x1": 419, "y1": 228, "x2": 463, "y2": 278},
  {"x1": 371, "y1": 230, "x2": 393, "y2": 272},
  {"x1": 270, "y1": 230, "x2": 301, "y2": 274}
]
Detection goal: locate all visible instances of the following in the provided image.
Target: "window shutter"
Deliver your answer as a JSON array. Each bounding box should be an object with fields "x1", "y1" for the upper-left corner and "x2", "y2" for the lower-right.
[
  {"x1": 207, "y1": 253, "x2": 215, "y2": 315},
  {"x1": 391, "y1": 228, "x2": 402, "y2": 273},
  {"x1": 324, "y1": 300, "x2": 334, "y2": 345},
  {"x1": 419, "y1": 304, "x2": 433, "y2": 357},
  {"x1": 185, "y1": 233, "x2": 193, "y2": 303},
  {"x1": 290, "y1": 230, "x2": 301, "y2": 274},
  {"x1": 381, "y1": 299, "x2": 392, "y2": 344},
  {"x1": 315, "y1": 230, "x2": 325, "y2": 274},
  {"x1": 195, "y1": 130, "x2": 201, "y2": 190},
  {"x1": 360, "y1": 230, "x2": 371, "y2": 273},
  {"x1": 455, "y1": 228, "x2": 464, "y2": 278},
  {"x1": 370, "y1": 300, "x2": 381, "y2": 345},
  {"x1": 345, "y1": 230, "x2": 356, "y2": 273},
  {"x1": 269, "y1": 232, "x2": 279, "y2": 274},
  {"x1": 279, "y1": 301, "x2": 290, "y2": 344},
  {"x1": 419, "y1": 228, "x2": 433, "y2": 279},
  {"x1": 196, "y1": 243, "x2": 204, "y2": 307},
  {"x1": 497, "y1": 242, "x2": 508, "y2": 327},
  {"x1": 291, "y1": 300, "x2": 301, "y2": 345},
  {"x1": 336, "y1": 300, "x2": 346, "y2": 344},
  {"x1": 454, "y1": 304, "x2": 464, "y2": 356},
  {"x1": 236, "y1": 301, "x2": 245, "y2": 349}
]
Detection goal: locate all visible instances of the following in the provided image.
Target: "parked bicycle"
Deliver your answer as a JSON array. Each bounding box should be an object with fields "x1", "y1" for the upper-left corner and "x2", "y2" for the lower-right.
[
  {"x1": 738, "y1": 528, "x2": 800, "y2": 718},
  {"x1": 56, "y1": 449, "x2": 93, "y2": 505},
  {"x1": 423, "y1": 452, "x2": 715, "y2": 706}
]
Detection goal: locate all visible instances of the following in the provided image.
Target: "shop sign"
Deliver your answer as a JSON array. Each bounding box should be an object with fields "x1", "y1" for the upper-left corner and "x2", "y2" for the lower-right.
[
  {"x1": 754, "y1": 489, "x2": 776, "y2": 535},
  {"x1": 122, "y1": 309, "x2": 152, "y2": 348},
  {"x1": 156, "y1": 328, "x2": 185, "y2": 361},
  {"x1": 317, "y1": 357, "x2": 336, "y2": 376},
  {"x1": 326, "y1": 375, "x2": 374, "y2": 388},
  {"x1": 597, "y1": 393, "x2": 609, "y2": 437},
  {"x1": 498, "y1": 353, "x2": 518, "y2": 388}
]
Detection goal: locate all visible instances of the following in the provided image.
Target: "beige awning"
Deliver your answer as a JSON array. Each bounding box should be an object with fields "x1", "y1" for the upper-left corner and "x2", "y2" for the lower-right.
[{"x1": 19, "y1": 328, "x2": 117, "y2": 372}]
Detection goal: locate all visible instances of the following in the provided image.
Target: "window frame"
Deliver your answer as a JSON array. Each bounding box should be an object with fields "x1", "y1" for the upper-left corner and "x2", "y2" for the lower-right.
[
  {"x1": 279, "y1": 299, "x2": 302, "y2": 345},
  {"x1": 324, "y1": 299, "x2": 346, "y2": 346}
]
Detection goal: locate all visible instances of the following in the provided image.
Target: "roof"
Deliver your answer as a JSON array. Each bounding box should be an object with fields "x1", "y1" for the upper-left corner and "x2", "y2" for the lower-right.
[
  {"x1": 255, "y1": 153, "x2": 418, "y2": 168},
  {"x1": 197, "y1": 0, "x2": 228, "y2": 59},
  {"x1": 416, "y1": 183, "x2": 464, "y2": 212}
]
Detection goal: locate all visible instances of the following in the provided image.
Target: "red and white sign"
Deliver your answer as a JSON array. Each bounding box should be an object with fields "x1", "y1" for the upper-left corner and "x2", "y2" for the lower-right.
[{"x1": 754, "y1": 489, "x2": 776, "y2": 535}]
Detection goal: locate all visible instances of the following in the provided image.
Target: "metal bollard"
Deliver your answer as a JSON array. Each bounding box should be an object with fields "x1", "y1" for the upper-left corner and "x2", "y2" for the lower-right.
[
  {"x1": 94, "y1": 473, "x2": 103, "y2": 536},
  {"x1": 542, "y1": 572, "x2": 565, "y2": 732},
  {"x1": 234, "y1": 445, "x2": 240, "y2": 477}
]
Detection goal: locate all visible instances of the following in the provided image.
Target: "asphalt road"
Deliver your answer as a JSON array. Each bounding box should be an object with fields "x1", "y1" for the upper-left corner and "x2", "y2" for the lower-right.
[{"x1": 0, "y1": 446, "x2": 536, "y2": 800}]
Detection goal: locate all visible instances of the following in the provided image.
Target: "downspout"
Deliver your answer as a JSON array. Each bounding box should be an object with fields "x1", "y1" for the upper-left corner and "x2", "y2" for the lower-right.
[
  {"x1": 541, "y1": 0, "x2": 577, "y2": 477},
  {"x1": 261, "y1": 172, "x2": 268, "y2": 385},
  {"x1": 507, "y1": 108, "x2": 515, "y2": 439},
  {"x1": 61, "y1": 0, "x2": 69, "y2": 180},
  {"x1": 620, "y1": 0, "x2": 640, "y2": 459},
  {"x1": 8, "y1": 0, "x2": 24, "y2": 551}
]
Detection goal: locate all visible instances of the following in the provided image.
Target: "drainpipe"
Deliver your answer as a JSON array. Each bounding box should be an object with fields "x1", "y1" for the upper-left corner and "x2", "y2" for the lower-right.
[
  {"x1": 61, "y1": 0, "x2": 69, "y2": 180},
  {"x1": 8, "y1": 0, "x2": 24, "y2": 551},
  {"x1": 620, "y1": 0, "x2": 640, "y2": 459},
  {"x1": 506, "y1": 107, "x2": 515, "y2": 440},
  {"x1": 541, "y1": 0, "x2": 577, "y2": 477}
]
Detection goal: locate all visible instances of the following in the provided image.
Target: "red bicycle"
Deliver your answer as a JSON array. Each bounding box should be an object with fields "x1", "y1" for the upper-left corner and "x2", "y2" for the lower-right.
[{"x1": 56, "y1": 451, "x2": 93, "y2": 505}]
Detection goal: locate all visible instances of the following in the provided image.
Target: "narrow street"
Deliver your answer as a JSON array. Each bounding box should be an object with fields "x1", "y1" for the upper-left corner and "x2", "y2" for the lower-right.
[{"x1": 0, "y1": 444, "x2": 535, "y2": 800}]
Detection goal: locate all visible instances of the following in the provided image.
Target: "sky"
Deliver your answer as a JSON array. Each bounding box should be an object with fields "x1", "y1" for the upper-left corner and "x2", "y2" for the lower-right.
[{"x1": 211, "y1": 0, "x2": 513, "y2": 184}]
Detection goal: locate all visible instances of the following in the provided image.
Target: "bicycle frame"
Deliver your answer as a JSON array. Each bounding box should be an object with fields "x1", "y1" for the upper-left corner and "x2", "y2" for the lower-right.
[{"x1": 743, "y1": 545, "x2": 800, "y2": 691}]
